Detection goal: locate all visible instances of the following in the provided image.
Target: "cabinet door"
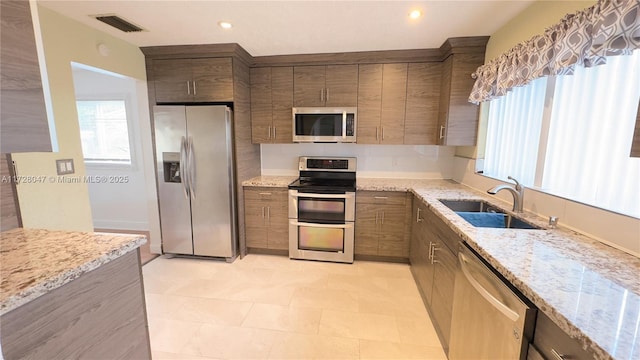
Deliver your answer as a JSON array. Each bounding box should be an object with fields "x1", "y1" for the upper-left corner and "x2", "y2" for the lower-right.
[
  {"x1": 293, "y1": 66, "x2": 325, "y2": 107},
  {"x1": 410, "y1": 198, "x2": 434, "y2": 304},
  {"x1": 380, "y1": 64, "x2": 407, "y2": 144},
  {"x1": 153, "y1": 59, "x2": 193, "y2": 103},
  {"x1": 191, "y1": 58, "x2": 233, "y2": 102},
  {"x1": 271, "y1": 67, "x2": 294, "y2": 143},
  {"x1": 244, "y1": 188, "x2": 268, "y2": 248},
  {"x1": 438, "y1": 53, "x2": 483, "y2": 146},
  {"x1": 404, "y1": 63, "x2": 442, "y2": 145},
  {"x1": 357, "y1": 64, "x2": 383, "y2": 144},
  {"x1": 325, "y1": 65, "x2": 358, "y2": 107},
  {"x1": 250, "y1": 67, "x2": 273, "y2": 143},
  {"x1": 378, "y1": 203, "x2": 407, "y2": 257},
  {"x1": 266, "y1": 189, "x2": 289, "y2": 250},
  {"x1": 437, "y1": 56, "x2": 453, "y2": 145},
  {"x1": 430, "y1": 243, "x2": 457, "y2": 350},
  {"x1": 1, "y1": 0, "x2": 52, "y2": 153},
  {"x1": 355, "y1": 202, "x2": 379, "y2": 255}
]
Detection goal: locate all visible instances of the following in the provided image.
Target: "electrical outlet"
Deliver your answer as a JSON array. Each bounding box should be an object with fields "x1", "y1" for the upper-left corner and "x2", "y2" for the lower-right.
[{"x1": 56, "y1": 159, "x2": 74, "y2": 175}]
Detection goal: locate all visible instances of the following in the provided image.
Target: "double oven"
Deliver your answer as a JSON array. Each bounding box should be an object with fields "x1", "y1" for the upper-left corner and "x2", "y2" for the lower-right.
[{"x1": 288, "y1": 157, "x2": 356, "y2": 263}]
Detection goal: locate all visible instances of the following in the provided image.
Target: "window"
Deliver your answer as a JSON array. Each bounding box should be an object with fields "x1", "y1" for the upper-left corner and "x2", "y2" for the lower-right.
[
  {"x1": 481, "y1": 50, "x2": 640, "y2": 218},
  {"x1": 76, "y1": 100, "x2": 132, "y2": 164}
]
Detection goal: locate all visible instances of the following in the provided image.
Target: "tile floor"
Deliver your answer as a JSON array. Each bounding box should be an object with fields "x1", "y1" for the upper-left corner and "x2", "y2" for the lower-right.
[{"x1": 143, "y1": 254, "x2": 447, "y2": 359}]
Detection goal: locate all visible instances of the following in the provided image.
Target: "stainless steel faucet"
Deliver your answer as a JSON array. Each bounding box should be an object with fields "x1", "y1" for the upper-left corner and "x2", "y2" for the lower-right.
[{"x1": 487, "y1": 176, "x2": 524, "y2": 213}]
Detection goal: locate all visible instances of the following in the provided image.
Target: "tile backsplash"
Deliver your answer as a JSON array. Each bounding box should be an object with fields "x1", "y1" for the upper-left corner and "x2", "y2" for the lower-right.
[{"x1": 261, "y1": 144, "x2": 456, "y2": 179}]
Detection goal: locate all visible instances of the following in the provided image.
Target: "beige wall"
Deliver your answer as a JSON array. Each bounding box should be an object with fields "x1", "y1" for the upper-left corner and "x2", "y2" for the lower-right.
[
  {"x1": 453, "y1": 0, "x2": 639, "y2": 257},
  {"x1": 456, "y1": 0, "x2": 596, "y2": 159},
  {"x1": 12, "y1": 5, "x2": 147, "y2": 231}
]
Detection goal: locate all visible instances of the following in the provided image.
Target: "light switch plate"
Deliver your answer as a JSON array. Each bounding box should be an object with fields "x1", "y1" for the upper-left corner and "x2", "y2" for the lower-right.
[{"x1": 56, "y1": 159, "x2": 74, "y2": 175}]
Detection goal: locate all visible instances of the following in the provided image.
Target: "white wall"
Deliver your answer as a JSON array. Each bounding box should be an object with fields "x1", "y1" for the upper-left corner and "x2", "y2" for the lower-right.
[
  {"x1": 71, "y1": 65, "x2": 161, "y2": 253},
  {"x1": 261, "y1": 144, "x2": 456, "y2": 179}
]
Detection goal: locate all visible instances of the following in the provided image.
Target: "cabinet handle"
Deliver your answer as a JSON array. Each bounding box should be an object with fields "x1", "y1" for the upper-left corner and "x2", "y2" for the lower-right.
[
  {"x1": 439, "y1": 125, "x2": 445, "y2": 140},
  {"x1": 273, "y1": 126, "x2": 277, "y2": 140},
  {"x1": 259, "y1": 192, "x2": 272, "y2": 196},
  {"x1": 416, "y1": 208, "x2": 423, "y2": 223},
  {"x1": 268, "y1": 126, "x2": 272, "y2": 140},
  {"x1": 320, "y1": 89, "x2": 324, "y2": 102},
  {"x1": 193, "y1": 80, "x2": 197, "y2": 95},
  {"x1": 375, "y1": 127, "x2": 379, "y2": 141},
  {"x1": 375, "y1": 211, "x2": 379, "y2": 225},
  {"x1": 261, "y1": 206, "x2": 265, "y2": 219},
  {"x1": 374, "y1": 196, "x2": 388, "y2": 200},
  {"x1": 187, "y1": 81, "x2": 191, "y2": 95},
  {"x1": 382, "y1": 127, "x2": 385, "y2": 141},
  {"x1": 326, "y1": 88, "x2": 329, "y2": 102},
  {"x1": 381, "y1": 211, "x2": 385, "y2": 225},
  {"x1": 431, "y1": 245, "x2": 439, "y2": 264},
  {"x1": 267, "y1": 206, "x2": 270, "y2": 222},
  {"x1": 428, "y1": 241, "x2": 434, "y2": 260},
  {"x1": 550, "y1": 349, "x2": 567, "y2": 360}
]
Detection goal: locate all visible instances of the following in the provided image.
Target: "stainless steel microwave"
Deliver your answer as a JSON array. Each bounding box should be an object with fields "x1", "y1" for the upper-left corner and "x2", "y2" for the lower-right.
[{"x1": 292, "y1": 107, "x2": 357, "y2": 143}]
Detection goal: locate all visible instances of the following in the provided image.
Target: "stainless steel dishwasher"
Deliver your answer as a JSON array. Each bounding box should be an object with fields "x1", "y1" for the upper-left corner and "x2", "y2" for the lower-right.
[{"x1": 449, "y1": 242, "x2": 536, "y2": 360}]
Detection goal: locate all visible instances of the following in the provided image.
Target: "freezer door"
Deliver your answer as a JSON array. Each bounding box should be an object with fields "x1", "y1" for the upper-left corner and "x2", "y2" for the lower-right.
[
  {"x1": 154, "y1": 106, "x2": 194, "y2": 255},
  {"x1": 186, "y1": 106, "x2": 236, "y2": 257}
]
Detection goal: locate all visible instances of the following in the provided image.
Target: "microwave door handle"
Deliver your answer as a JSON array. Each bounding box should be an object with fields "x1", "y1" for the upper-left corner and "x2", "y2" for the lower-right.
[{"x1": 342, "y1": 111, "x2": 347, "y2": 139}]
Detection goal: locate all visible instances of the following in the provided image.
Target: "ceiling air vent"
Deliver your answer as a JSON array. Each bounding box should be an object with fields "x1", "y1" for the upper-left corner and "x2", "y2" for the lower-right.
[{"x1": 94, "y1": 15, "x2": 144, "y2": 33}]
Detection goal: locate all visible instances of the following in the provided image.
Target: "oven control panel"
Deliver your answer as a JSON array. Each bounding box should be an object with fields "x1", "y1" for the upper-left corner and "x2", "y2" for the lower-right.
[{"x1": 299, "y1": 156, "x2": 357, "y2": 172}]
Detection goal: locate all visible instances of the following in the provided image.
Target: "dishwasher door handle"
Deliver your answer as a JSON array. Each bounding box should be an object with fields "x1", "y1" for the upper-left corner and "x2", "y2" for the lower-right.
[{"x1": 458, "y1": 252, "x2": 520, "y2": 322}]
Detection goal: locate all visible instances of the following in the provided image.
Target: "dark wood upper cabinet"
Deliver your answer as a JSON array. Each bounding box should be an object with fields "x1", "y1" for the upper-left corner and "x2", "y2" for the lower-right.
[
  {"x1": 1, "y1": 0, "x2": 53, "y2": 153},
  {"x1": 357, "y1": 63, "x2": 408, "y2": 145},
  {"x1": 293, "y1": 65, "x2": 358, "y2": 107},
  {"x1": 152, "y1": 58, "x2": 233, "y2": 103},
  {"x1": 437, "y1": 53, "x2": 485, "y2": 146},
  {"x1": 405, "y1": 63, "x2": 442, "y2": 145},
  {"x1": 250, "y1": 66, "x2": 293, "y2": 144}
]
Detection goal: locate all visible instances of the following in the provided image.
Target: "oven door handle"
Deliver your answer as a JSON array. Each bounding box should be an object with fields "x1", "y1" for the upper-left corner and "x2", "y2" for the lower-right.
[
  {"x1": 290, "y1": 221, "x2": 353, "y2": 229},
  {"x1": 289, "y1": 192, "x2": 354, "y2": 200}
]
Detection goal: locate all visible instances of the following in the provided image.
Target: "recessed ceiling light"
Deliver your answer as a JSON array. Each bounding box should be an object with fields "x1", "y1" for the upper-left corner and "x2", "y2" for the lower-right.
[
  {"x1": 409, "y1": 10, "x2": 422, "y2": 19},
  {"x1": 218, "y1": 21, "x2": 232, "y2": 29}
]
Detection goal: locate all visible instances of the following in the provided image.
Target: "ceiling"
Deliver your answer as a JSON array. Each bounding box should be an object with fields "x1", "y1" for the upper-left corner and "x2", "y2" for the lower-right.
[{"x1": 37, "y1": 0, "x2": 536, "y2": 56}]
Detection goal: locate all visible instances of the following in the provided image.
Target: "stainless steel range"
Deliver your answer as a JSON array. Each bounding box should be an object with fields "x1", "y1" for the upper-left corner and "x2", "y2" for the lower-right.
[{"x1": 288, "y1": 156, "x2": 356, "y2": 263}]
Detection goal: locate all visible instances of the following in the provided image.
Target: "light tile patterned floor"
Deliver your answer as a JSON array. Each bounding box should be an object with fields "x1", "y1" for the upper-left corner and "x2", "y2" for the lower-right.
[{"x1": 143, "y1": 254, "x2": 447, "y2": 360}]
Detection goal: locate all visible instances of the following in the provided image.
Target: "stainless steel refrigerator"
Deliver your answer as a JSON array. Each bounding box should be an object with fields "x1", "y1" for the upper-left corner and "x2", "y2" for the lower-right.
[{"x1": 153, "y1": 105, "x2": 237, "y2": 259}]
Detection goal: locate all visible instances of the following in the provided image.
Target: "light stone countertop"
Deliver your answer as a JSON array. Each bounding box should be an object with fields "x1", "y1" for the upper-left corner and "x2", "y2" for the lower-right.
[
  {"x1": 0, "y1": 228, "x2": 146, "y2": 316},
  {"x1": 243, "y1": 175, "x2": 639, "y2": 360},
  {"x1": 242, "y1": 175, "x2": 297, "y2": 188}
]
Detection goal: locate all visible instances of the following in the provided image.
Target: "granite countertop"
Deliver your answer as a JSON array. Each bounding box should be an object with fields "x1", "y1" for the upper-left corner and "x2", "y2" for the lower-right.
[
  {"x1": 0, "y1": 228, "x2": 146, "y2": 316},
  {"x1": 409, "y1": 185, "x2": 640, "y2": 360},
  {"x1": 242, "y1": 175, "x2": 297, "y2": 188},
  {"x1": 242, "y1": 175, "x2": 639, "y2": 359}
]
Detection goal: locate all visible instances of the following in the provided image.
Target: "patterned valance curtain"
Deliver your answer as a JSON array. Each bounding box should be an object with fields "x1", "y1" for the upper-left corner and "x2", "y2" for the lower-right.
[{"x1": 469, "y1": 0, "x2": 640, "y2": 104}]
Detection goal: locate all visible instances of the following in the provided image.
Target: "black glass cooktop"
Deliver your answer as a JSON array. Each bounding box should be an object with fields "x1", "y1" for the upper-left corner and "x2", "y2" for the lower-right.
[{"x1": 288, "y1": 177, "x2": 356, "y2": 193}]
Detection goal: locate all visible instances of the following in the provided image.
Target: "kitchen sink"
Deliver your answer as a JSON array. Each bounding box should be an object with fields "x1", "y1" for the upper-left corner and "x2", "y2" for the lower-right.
[
  {"x1": 439, "y1": 199, "x2": 505, "y2": 213},
  {"x1": 439, "y1": 199, "x2": 542, "y2": 230}
]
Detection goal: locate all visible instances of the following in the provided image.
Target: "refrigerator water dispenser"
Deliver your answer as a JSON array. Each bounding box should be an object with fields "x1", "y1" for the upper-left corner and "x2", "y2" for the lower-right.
[{"x1": 162, "y1": 152, "x2": 181, "y2": 183}]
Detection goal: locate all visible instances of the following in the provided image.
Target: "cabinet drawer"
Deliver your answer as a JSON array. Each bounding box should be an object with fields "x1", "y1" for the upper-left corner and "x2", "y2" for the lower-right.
[
  {"x1": 357, "y1": 191, "x2": 406, "y2": 205},
  {"x1": 244, "y1": 187, "x2": 285, "y2": 201},
  {"x1": 533, "y1": 312, "x2": 592, "y2": 360}
]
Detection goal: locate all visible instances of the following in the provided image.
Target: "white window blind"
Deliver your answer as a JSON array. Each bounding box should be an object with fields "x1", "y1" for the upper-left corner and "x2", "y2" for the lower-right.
[
  {"x1": 542, "y1": 52, "x2": 640, "y2": 218},
  {"x1": 76, "y1": 100, "x2": 132, "y2": 164},
  {"x1": 483, "y1": 77, "x2": 547, "y2": 185},
  {"x1": 482, "y1": 51, "x2": 640, "y2": 218}
]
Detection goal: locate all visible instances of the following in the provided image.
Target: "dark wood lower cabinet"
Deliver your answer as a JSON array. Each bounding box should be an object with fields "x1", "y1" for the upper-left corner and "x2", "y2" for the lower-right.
[
  {"x1": 0, "y1": 250, "x2": 151, "y2": 359},
  {"x1": 410, "y1": 194, "x2": 461, "y2": 354},
  {"x1": 355, "y1": 191, "x2": 411, "y2": 259}
]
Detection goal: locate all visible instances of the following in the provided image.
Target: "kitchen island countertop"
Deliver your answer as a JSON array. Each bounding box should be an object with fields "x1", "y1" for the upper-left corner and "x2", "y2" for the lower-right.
[{"x1": 0, "y1": 228, "x2": 146, "y2": 315}]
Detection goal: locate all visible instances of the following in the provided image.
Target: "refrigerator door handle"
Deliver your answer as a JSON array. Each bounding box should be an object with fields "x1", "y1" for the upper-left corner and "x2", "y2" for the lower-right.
[
  {"x1": 187, "y1": 136, "x2": 196, "y2": 199},
  {"x1": 179, "y1": 136, "x2": 190, "y2": 199}
]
